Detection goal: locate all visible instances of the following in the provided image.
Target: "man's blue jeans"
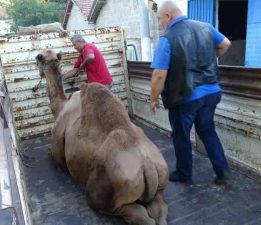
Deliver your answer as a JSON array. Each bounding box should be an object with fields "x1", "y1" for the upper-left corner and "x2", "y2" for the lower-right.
[{"x1": 168, "y1": 92, "x2": 229, "y2": 179}]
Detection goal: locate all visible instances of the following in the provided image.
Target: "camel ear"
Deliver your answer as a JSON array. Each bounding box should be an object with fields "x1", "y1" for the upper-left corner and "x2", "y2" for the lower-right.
[
  {"x1": 57, "y1": 52, "x2": 62, "y2": 60},
  {"x1": 35, "y1": 54, "x2": 44, "y2": 66},
  {"x1": 36, "y1": 54, "x2": 44, "y2": 62}
]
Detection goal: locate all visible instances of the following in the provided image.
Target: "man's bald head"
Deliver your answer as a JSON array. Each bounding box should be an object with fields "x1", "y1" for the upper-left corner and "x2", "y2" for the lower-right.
[
  {"x1": 157, "y1": 0, "x2": 183, "y2": 30},
  {"x1": 158, "y1": 0, "x2": 183, "y2": 17}
]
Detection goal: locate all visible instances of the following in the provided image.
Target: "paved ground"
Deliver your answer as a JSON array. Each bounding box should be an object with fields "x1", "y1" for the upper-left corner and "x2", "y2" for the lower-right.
[{"x1": 21, "y1": 120, "x2": 261, "y2": 225}]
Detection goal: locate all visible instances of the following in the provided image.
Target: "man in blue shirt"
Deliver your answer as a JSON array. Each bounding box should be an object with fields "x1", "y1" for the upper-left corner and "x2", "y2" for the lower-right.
[{"x1": 150, "y1": 0, "x2": 231, "y2": 185}]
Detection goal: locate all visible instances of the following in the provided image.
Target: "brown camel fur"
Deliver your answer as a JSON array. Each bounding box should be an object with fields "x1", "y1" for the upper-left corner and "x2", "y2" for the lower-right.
[{"x1": 35, "y1": 49, "x2": 169, "y2": 225}]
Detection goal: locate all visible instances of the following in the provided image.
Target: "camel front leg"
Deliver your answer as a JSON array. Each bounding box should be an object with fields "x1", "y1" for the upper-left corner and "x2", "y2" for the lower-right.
[
  {"x1": 146, "y1": 191, "x2": 168, "y2": 225},
  {"x1": 51, "y1": 118, "x2": 67, "y2": 170},
  {"x1": 116, "y1": 203, "x2": 156, "y2": 225}
]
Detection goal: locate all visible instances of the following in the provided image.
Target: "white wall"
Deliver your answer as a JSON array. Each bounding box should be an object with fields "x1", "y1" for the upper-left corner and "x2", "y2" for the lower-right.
[
  {"x1": 66, "y1": 4, "x2": 94, "y2": 31},
  {"x1": 0, "y1": 19, "x2": 13, "y2": 35},
  {"x1": 95, "y1": 0, "x2": 143, "y2": 60}
]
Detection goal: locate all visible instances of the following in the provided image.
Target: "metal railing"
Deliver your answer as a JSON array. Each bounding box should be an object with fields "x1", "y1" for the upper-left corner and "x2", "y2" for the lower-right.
[{"x1": 127, "y1": 61, "x2": 261, "y2": 100}]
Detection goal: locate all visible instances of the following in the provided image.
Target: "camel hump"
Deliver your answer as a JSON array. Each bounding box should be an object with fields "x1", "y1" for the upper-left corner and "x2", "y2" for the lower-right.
[
  {"x1": 79, "y1": 83, "x2": 132, "y2": 131},
  {"x1": 141, "y1": 158, "x2": 159, "y2": 203}
]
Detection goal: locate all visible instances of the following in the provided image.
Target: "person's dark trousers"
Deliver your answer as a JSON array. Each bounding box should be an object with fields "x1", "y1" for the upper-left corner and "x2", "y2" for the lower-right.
[{"x1": 168, "y1": 92, "x2": 229, "y2": 180}]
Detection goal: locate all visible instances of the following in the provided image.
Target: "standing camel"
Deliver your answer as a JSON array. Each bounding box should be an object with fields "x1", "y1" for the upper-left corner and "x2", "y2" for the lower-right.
[{"x1": 34, "y1": 49, "x2": 169, "y2": 225}]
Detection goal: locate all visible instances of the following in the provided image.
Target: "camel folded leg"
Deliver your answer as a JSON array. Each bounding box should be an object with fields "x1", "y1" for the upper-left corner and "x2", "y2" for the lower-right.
[
  {"x1": 86, "y1": 166, "x2": 156, "y2": 225},
  {"x1": 146, "y1": 191, "x2": 168, "y2": 225},
  {"x1": 116, "y1": 203, "x2": 156, "y2": 225},
  {"x1": 85, "y1": 166, "x2": 114, "y2": 213},
  {"x1": 51, "y1": 118, "x2": 67, "y2": 170}
]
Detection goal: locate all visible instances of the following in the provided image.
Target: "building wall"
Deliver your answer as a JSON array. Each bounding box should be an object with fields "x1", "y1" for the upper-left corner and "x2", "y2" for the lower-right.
[
  {"x1": 66, "y1": 4, "x2": 94, "y2": 31},
  {"x1": 95, "y1": 0, "x2": 143, "y2": 60},
  {"x1": 95, "y1": 0, "x2": 188, "y2": 61},
  {"x1": 0, "y1": 19, "x2": 13, "y2": 35},
  {"x1": 245, "y1": 0, "x2": 261, "y2": 67}
]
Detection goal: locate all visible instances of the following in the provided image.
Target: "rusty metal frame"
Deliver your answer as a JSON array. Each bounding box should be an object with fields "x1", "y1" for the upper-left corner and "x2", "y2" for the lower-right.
[{"x1": 127, "y1": 61, "x2": 261, "y2": 100}]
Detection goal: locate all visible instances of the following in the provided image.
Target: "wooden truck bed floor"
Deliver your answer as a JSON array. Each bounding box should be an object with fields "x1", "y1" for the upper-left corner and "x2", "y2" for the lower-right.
[{"x1": 20, "y1": 120, "x2": 261, "y2": 225}]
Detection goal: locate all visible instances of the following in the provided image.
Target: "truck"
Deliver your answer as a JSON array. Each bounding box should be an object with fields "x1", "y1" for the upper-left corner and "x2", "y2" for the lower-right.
[{"x1": 0, "y1": 27, "x2": 261, "y2": 225}]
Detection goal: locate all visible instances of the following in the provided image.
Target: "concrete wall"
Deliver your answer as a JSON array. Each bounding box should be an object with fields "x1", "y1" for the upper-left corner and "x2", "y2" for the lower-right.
[
  {"x1": 66, "y1": 4, "x2": 94, "y2": 30},
  {"x1": 0, "y1": 19, "x2": 13, "y2": 35},
  {"x1": 95, "y1": 0, "x2": 143, "y2": 60}
]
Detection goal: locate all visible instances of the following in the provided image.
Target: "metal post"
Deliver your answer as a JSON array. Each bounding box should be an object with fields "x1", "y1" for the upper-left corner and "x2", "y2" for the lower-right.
[{"x1": 139, "y1": 0, "x2": 152, "y2": 62}]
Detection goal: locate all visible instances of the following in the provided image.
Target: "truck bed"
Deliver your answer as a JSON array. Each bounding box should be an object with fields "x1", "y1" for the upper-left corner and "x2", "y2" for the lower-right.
[{"x1": 20, "y1": 120, "x2": 261, "y2": 225}]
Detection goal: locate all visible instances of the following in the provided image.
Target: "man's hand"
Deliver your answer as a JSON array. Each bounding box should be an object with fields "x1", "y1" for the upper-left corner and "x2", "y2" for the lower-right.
[
  {"x1": 150, "y1": 99, "x2": 159, "y2": 114},
  {"x1": 62, "y1": 68, "x2": 79, "y2": 80},
  {"x1": 79, "y1": 63, "x2": 85, "y2": 70}
]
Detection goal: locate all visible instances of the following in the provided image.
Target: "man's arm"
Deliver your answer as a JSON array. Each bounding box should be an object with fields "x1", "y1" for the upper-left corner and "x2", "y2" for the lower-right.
[
  {"x1": 80, "y1": 53, "x2": 95, "y2": 69},
  {"x1": 216, "y1": 37, "x2": 231, "y2": 57},
  {"x1": 150, "y1": 69, "x2": 167, "y2": 113},
  {"x1": 62, "y1": 68, "x2": 80, "y2": 80},
  {"x1": 209, "y1": 25, "x2": 231, "y2": 57}
]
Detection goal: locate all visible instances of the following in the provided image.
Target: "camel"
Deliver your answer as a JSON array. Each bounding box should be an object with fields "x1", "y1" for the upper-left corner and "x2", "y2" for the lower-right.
[{"x1": 34, "y1": 49, "x2": 169, "y2": 225}]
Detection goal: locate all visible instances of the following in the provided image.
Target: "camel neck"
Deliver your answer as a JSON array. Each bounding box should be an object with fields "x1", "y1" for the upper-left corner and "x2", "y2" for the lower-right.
[{"x1": 45, "y1": 69, "x2": 67, "y2": 118}]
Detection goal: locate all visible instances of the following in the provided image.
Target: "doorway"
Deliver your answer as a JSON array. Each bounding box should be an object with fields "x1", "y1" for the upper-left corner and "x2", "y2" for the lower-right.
[{"x1": 217, "y1": 0, "x2": 248, "y2": 66}]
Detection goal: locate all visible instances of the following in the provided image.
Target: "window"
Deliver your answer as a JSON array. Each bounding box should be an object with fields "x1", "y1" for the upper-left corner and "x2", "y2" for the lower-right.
[{"x1": 127, "y1": 44, "x2": 138, "y2": 61}]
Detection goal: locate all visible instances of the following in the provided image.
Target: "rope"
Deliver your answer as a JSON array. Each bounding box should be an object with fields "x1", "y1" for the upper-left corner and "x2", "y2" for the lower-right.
[{"x1": 32, "y1": 77, "x2": 42, "y2": 92}]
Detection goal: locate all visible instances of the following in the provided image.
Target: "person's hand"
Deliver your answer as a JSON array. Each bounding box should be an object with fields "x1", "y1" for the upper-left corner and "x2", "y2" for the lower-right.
[
  {"x1": 150, "y1": 99, "x2": 159, "y2": 114},
  {"x1": 80, "y1": 63, "x2": 85, "y2": 70}
]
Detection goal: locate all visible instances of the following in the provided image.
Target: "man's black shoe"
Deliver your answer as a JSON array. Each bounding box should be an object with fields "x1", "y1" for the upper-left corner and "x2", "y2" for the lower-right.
[
  {"x1": 214, "y1": 170, "x2": 230, "y2": 185},
  {"x1": 169, "y1": 171, "x2": 192, "y2": 184}
]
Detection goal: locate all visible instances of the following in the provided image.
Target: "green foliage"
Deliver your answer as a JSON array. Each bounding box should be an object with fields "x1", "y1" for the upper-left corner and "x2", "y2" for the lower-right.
[
  {"x1": 0, "y1": 0, "x2": 10, "y2": 7},
  {"x1": 6, "y1": 0, "x2": 66, "y2": 32}
]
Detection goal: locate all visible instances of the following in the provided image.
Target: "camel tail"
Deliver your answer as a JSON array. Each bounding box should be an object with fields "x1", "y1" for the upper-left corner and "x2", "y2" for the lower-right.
[{"x1": 142, "y1": 158, "x2": 159, "y2": 203}]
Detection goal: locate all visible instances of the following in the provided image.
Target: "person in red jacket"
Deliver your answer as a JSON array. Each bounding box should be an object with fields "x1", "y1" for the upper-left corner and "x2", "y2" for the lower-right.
[{"x1": 63, "y1": 34, "x2": 113, "y2": 89}]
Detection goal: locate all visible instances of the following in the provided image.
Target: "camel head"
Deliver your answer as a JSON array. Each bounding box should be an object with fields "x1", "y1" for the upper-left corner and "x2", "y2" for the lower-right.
[
  {"x1": 33, "y1": 49, "x2": 62, "y2": 92},
  {"x1": 36, "y1": 49, "x2": 62, "y2": 78}
]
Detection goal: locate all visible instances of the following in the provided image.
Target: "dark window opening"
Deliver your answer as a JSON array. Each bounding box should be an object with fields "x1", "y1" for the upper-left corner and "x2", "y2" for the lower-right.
[{"x1": 218, "y1": 0, "x2": 248, "y2": 66}]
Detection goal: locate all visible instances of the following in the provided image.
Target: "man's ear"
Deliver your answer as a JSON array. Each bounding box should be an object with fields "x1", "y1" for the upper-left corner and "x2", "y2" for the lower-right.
[{"x1": 57, "y1": 52, "x2": 62, "y2": 60}]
